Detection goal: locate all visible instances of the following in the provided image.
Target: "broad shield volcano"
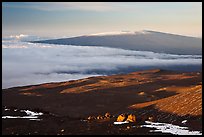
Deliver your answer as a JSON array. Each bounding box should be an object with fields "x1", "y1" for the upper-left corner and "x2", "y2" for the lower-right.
[{"x1": 33, "y1": 30, "x2": 202, "y2": 55}]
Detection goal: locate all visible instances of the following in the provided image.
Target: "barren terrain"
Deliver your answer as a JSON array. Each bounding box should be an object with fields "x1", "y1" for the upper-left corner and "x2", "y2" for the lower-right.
[{"x1": 2, "y1": 69, "x2": 202, "y2": 135}]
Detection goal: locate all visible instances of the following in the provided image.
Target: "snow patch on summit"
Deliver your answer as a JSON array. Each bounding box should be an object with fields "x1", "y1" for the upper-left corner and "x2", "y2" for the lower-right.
[
  {"x1": 86, "y1": 30, "x2": 150, "y2": 36},
  {"x1": 9, "y1": 34, "x2": 28, "y2": 39}
]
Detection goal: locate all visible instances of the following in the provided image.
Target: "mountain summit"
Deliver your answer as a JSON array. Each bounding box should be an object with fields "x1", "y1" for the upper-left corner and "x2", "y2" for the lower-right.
[{"x1": 33, "y1": 30, "x2": 202, "y2": 55}]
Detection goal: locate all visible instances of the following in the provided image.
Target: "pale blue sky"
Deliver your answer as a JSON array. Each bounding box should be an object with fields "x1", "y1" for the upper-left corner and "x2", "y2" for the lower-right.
[{"x1": 2, "y1": 2, "x2": 202, "y2": 37}]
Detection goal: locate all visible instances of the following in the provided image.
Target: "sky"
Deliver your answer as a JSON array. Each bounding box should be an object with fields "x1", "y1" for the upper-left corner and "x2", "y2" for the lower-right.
[{"x1": 2, "y1": 2, "x2": 202, "y2": 38}]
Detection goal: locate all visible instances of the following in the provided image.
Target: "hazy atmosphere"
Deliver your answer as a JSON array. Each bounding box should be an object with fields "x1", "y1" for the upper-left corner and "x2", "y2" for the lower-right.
[{"x1": 2, "y1": 2, "x2": 202, "y2": 38}]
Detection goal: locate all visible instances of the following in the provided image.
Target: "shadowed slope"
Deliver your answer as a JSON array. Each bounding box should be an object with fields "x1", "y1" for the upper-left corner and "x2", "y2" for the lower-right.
[
  {"x1": 32, "y1": 30, "x2": 202, "y2": 55},
  {"x1": 2, "y1": 69, "x2": 202, "y2": 118},
  {"x1": 2, "y1": 69, "x2": 202, "y2": 135}
]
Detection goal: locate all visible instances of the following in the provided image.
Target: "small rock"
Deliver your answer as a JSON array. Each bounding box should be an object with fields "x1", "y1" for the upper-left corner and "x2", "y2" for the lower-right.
[
  {"x1": 87, "y1": 116, "x2": 92, "y2": 120},
  {"x1": 97, "y1": 115, "x2": 103, "y2": 120},
  {"x1": 117, "y1": 114, "x2": 127, "y2": 122},
  {"x1": 148, "y1": 116, "x2": 154, "y2": 121},
  {"x1": 61, "y1": 129, "x2": 65, "y2": 132},
  {"x1": 105, "y1": 112, "x2": 111, "y2": 118},
  {"x1": 127, "y1": 126, "x2": 131, "y2": 129},
  {"x1": 138, "y1": 91, "x2": 145, "y2": 95},
  {"x1": 87, "y1": 116, "x2": 96, "y2": 120},
  {"x1": 151, "y1": 95, "x2": 155, "y2": 98},
  {"x1": 127, "y1": 114, "x2": 136, "y2": 122}
]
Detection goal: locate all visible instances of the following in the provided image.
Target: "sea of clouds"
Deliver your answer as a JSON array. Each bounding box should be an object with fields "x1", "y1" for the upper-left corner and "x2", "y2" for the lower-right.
[{"x1": 2, "y1": 35, "x2": 202, "y2": 89}]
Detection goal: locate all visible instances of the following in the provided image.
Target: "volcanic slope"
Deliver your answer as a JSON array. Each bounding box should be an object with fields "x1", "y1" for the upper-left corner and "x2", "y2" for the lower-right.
[
  {"x1": 33, "y1": 30, "x2": 202, "y2": 55},
  {"x1": 3, "y1": 69, "x2": 202, "y2": 120}
]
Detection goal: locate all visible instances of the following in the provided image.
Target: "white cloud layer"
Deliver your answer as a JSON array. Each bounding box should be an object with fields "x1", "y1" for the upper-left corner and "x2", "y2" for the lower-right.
[{"x1": 2, "y1": 35, "x2": 202, "y2": 89}]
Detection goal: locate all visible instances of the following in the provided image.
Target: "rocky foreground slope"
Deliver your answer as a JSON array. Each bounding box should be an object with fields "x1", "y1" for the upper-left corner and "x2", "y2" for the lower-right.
[{"x1": 2, "y1": 69, "x2": 202, "y2": 135}]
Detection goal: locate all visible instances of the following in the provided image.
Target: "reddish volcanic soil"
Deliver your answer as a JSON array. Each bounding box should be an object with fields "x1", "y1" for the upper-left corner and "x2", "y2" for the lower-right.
[{"x1": 2, "y1": 69, "x2": 202, "y2": 135}]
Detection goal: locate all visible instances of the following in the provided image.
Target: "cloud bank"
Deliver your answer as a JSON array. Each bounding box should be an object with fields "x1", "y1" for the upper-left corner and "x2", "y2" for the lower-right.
[{"x1": 2, "y1": 36, "x2": 202, "y2": 89}]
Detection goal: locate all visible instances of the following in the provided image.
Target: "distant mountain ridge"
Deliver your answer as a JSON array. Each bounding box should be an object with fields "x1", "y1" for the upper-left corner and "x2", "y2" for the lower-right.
[{"x1": 32, "y1": 30, "x2": 202, "y2": 55}]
